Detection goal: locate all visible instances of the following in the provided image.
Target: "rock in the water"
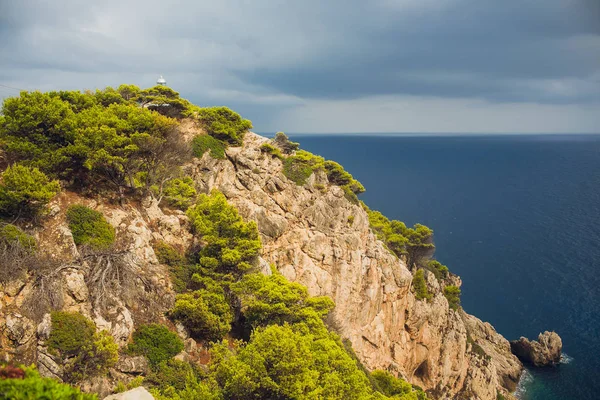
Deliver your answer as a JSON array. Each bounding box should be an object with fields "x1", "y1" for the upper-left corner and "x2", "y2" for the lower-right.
[
  {"x1": 510, "y1": 331, "x2": 562, "y2": 366},
  {"x1": 103, "y1": 387, "x2": 154, "y2": 400}
]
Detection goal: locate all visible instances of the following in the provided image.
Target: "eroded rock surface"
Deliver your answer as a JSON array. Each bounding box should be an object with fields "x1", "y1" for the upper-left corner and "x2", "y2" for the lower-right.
[{"x1": 510, "y1": 331, "x2": 562, "y2": 367}]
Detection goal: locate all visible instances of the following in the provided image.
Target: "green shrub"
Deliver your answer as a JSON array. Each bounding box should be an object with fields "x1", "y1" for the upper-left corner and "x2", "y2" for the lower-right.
[
  {"x1": 282, "y1": 150, "x2": 324, "y2": 185},
  {"x1": 114, "y1": 376, "x2": 144, "y2": 393},
  {"x1": 0, "y1": 164, "x2": 60, "y2": 217},
  {"x1": 190, "y1": 107, "x2": 252, "y2": 146},
  {"x1": 48, "y1": 311, "x2": 118, "y2": 382},
  {"x1": 128, "y1": 324, "x2": 184, "y2": 368},
  {"x1": 413, "y1": 269, "x2": 432, "y2": 301},
  {"x1": 66, "y1": 205, "x2": 115, "y2": 249},
  {"x1": 371, "y1": 370, "x2": 427, "y2": 399},
  {"x1": 171, "y1": 288, "x2": 233, "y2": 342},
  {"x1": 272, "y1": 132, "x2": 299, "y2": 154},
  {"x1": 153, "y1": 241, "x2": 185, "y2": 266},
  {"x1": 231, "y1": 272, "x2": 334, "y2": 329},
  {"x1": 259, "y1": 143, "x2": 283, "y2": 160},
  {"x1": 0, "y1": 224, "x2": 36, "y2": 252},
  {"x1": 192, "y1": 135, "x2": 226, "y2": 160},
  {"x1": 0, "y1": 365, "x2": 97, "y2": 400},
  {"x1": 426, "y1": 260, "x2": 449, "y2": 280},
  {"x1": 497, "y1": 391, "x2": 507, "y2": 400},
  {"x1": 162, "y1": 177, "x2": 197, "y2": 210},
  {"x1": 324, "y1": 160, "x2": 365, "y2": 193},
  {"x1": 443, "y1": 285, "x2": 461, "y2": 311},
  {"x1": 186, "y1": 191, "x2": 261, "y2": 275}
]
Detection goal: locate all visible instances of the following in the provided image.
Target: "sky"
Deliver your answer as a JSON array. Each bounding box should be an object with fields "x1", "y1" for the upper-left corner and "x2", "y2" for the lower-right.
[{"x1": 1, "y1": 0, "x2": 599, "y2": 133}]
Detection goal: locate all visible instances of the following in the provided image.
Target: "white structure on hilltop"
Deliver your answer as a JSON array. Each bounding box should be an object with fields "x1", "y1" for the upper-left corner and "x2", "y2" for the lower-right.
[{"x1": 156, "y1": 75, "x2": 167, "y2": 86}]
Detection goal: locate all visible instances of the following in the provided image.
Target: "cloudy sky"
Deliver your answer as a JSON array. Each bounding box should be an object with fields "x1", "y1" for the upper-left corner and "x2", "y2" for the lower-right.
[{"x1": 1, "y1": 0, "x2": 599, "y2": 133}]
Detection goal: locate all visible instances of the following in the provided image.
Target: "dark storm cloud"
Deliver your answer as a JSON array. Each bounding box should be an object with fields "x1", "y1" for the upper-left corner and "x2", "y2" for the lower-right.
[{"x1": 0, "y1": 0, "x2": 598, "y2": 132}]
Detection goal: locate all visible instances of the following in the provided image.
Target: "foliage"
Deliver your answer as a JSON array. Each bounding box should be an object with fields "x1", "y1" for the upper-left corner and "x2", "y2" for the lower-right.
[
  {"x1": 192, "y1": 134, "x2": 227, "y2": 160},
  {"x1": 171, "y1": 287, "x2": 233, "y2": 342},
  {"x1": 370, "y1": 370, "x2": 427, "y2": 400},
  {"x1": 161, "y1": 176, "x2": 197, "y2": 210},
  {"x1": 231, "y1": 271, "x2": 334, "y2": 329},
  {"x1": 282, "y1": 150, "x2": 325, "y2": 185},
  {"x1": 153, "y1": 241, "x2": 185, "y2": 266},
  {"x1": 324, "y1": 160, "x2": 365, "y2": 195},
  {"x1": 48, "y1": 312, "x2": 118, "y2": 382},
  {"x1": 0, "y1": 365, "x2": 97, "y2": 400},
  {"x1": 147, "y1": 359, "x2": 221, "y2": 400},
  {"x1": 259, "y1": 143, "x2": 283, "y2": 160},
  {"x1": 0, "y1": 89, "x2": 188, "y2": 199},
  {"x1": 114, "y1": 376, "x2": 144, "y2": 393},
  {"x1": 128, "y1": 324, "x2": 184, "y2": 368},
  {"x1": 66, "y1": 205, "x2": 115, "y2": 249},
  {"x1": 0, "y1": 223, "x2": 36, "y2": 252},
  {"x1": 0, "y1": 164, "x2": 60, "y2": 217},
  {"x1": 137, "y1": 86, "x2": 192, "y2": 118},
  {"x1": 364, "y1": 205, "x2": 436, "y2": 268},
  {"x1": 188, "y1": 106, "x2": 252, "y2": 146},
  {"x1": 443, "y1": 285, "x2": 461, "y2": 311},
  {"x1": 210, "y1": 323, "x2": 374, "y2": 400},
  {"x1": 412, "y1": 270, "x2": 432, "y2": 301},
  {"x1": 425, "y1": 260, "x2": 449, "y2": 280},
  {"x1": 272, "y1": 131, "x2": 299, "y2": 154},
  {"x1": 186, "y1": 191, "x2": 261, "y2": 275},
  {"x1": 496, "y1": 391, "x2": 507, "y2": 400}
]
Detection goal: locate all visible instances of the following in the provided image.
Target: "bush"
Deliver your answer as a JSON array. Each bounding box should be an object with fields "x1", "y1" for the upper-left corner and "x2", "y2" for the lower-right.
[
  {"x1": 426, "y1": 260, "x2": 449, "y2": 280},
  {"x1": 324, "y1": 160, "x2": 365, "y2": 194},
  {"x1": 0, "y1": 365, "x2": 97, "y2": 400},
  {"x1": 162, "y1": 177, "x2": 197, "y2": 210},
  {"x1": 443, "y1": 285, "x2": 461, "y2": 311},
  {"x1": 0, "y1": 223, "x2": 38, "y2": 282},
  {"x1": 371, "y1": 370, "x2": 427, "y2": 399},
  {"x1": 48, "y1": 311, "x2": 118, "y2": 382},
  {"x1": 0, "y1": 164, "x2": 60, "y2": 217},
  {"x1": 259, "y1": 143, "x2": 283, "y2": 160},
  {"x1": 282, "y1": 150, "x2": 324, "y2": 185},
  {"x1": 153, "y1": 241, "x2": 185, "y2": 266},
  {"x1": 66, "y1": 205, "x2": 115, "y2": 249},
  {"x1": 191, "y1": 107, "x2": 252, "y2": 146},
  {"x1": 186, "y1": 191, "x2": 261, "y2": 275},
  {"x1": 272, "y1": 132, "x2": 299, "y2": 154},
  {"x1": 128, "y1": 324, "x2": 184, "y2": 368},
  {"x1": 192, "y1": 135, "x2": 226, "y2": 160},
  {"x1": 171, "y1": 289, "x2": 233, "y2": 342},
  {"x1": 0, "y1": 224, "x2": 36, "y2": 251},
  {"x1": 413, "y1": 270, "x2": 432, "y2": 301}
]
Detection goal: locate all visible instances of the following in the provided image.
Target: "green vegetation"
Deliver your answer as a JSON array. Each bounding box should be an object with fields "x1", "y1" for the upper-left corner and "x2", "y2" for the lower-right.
[
  {"x1": 188, "y1": 106, "x2": 252, "y2": 146},
  {"x1": 282, "y1": 150, "x2": 324, "y2": 185},
  {"x1": 364, "y1": 205, "x2": 435, "y2": 268},
  {"x1": 497, "y1": 391, "x2": 507, "y2": 400},
  {"x1": 412, "y1": 270, "x2": 432, "y2": 301},
  {"x1": 153, "y1": 241, "x2": 185, "y2": 266},
  {"x1": 0, "y1": 164, "x2": 60, "y2": 218},
  {"x1": 272, "y1": 131, "x2": 299, "y2": 154},
  {"x1": 66, "y1": 205, "x2": 115, "y2": 249},
  {"x1": 371, "y1": 370, "x2": 428, "y2": 400},
  {"x1": 114, "y1": 376, "x2": 143, "y2": 393},
  {"x1": 443, "y1": 285, "x2": 461, "y2": 311},
  {"x1": 128, "y1": 324, "x2": 184, "y2": 368},
  {"x1": 48, "y1": 311, "x2": 118, "y2": 382},
  {"x1": 0, "y1": 223, "x2": 36, "y2": 252},
  {"x1": 171, "y1": 286, "x2": 233, "y2": 342},
  {"x1": 192, "y1": 134, "x2": 226, "y2": 160},
  {"x1": 425, "y1": 260, "x2": 449, "y2": 280},
  {"x1": 466, "y1": 333, "x2": 490, "y2": 361},
  {"x1": 0, "y1": 365, "x2": 97, "y2": 400},
  {"x1": 259, "y1": 142, "x2": 284, "y2": 160},
  {"x1": 0, "y1": 88, "x2": 189, "y2": 202},
  {"x1": 161, "y1": 176, "x2": 197, "y2": 210},
  {"x1": 186, "y1": 191, "x2": 261, "y2": 275},
  {"x1": 0, "y1": 223, "x2": 37, "y2": 283}
]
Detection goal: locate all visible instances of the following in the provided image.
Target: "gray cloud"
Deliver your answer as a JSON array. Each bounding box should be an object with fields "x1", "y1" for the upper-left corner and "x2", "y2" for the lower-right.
[{"x1": 0, "y1": 0, "x2": 598, "y2": 132}]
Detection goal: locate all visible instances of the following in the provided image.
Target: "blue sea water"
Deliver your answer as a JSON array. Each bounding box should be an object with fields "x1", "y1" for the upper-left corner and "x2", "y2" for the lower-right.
[{"x1": 287, "y1": 133, "x2": 600, "y2": 400}]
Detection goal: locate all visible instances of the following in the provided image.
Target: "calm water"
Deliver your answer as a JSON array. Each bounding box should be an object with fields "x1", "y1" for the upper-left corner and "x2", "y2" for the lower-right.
[{"x1": 288, "y1": 134, "x2": 600, "y2": 400}]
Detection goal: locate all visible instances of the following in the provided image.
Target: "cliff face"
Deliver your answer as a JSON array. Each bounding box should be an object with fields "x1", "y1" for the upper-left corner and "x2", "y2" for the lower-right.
[{"x1": 0, "y1": 130, "x2": 521, "y2": 399}]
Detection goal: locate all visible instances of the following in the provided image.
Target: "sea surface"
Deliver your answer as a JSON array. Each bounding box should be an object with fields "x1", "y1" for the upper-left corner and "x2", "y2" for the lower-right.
[{"x1": 285, "y1": 133, "x2": 600, "y2": 400}]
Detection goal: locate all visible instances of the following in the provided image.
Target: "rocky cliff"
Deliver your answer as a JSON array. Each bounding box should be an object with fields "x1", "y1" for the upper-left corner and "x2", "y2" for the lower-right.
[{"x1": 0, "y1": 128, "x2": 522, "y2": 399}]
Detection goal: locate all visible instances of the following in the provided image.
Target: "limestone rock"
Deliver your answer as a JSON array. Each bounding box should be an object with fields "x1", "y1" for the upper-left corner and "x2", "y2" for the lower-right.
[
  {"x1": 116, "y1": 355, "x2": 149, "y2": 375},
  {"x1": 510, "y1": 331, "x2": 562, "y2": 367},
  {"x1": 104, "y1": 387, "x2": 154, "y2": 400},
  {"x1": 5, "y1": 313, "x2": 35, "y2": 345}
]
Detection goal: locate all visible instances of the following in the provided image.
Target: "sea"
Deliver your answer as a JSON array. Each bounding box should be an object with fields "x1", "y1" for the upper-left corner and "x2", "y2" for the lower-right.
[{"x1": 282, "y1": 133, "x2": 600, "y2": 400}]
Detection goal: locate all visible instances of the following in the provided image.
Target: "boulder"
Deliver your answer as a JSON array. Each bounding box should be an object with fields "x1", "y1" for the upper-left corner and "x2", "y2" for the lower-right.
[
  {"x1": 510, "y1": 331, "x2": 562, "y2": 366},
  {"x1": 103, "y1": 387, "x2": 154, "y2": 400}
]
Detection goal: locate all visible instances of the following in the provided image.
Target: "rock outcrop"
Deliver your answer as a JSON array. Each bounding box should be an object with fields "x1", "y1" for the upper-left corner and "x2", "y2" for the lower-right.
[
  {"x1": 0, "y1": 130, "x2": 523, "y2": 399},
  {"x1": 510, "y1": 331, "x2": 562, "y2": 367},
  {"x1": 104, "y1": 387, "x2": 154, "y2": 400}
]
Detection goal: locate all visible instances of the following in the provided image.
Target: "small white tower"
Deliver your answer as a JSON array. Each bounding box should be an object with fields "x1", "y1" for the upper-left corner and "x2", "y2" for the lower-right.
[{"x1": 156, "y1": 75, "x2": 167, "y2": 86}]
